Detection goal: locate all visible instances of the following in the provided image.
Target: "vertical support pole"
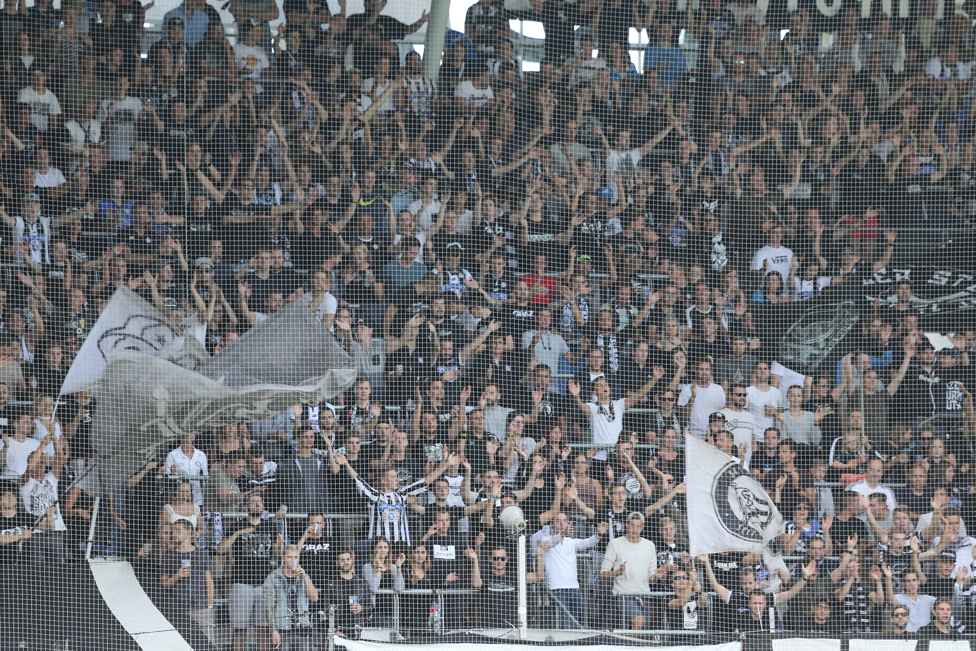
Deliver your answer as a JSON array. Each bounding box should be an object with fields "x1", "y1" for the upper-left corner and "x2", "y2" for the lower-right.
[
  {"x1": 85, "y1": 496, "x2": 101, "y2": 561},
  {"x1": 422, "y1": 0, "x2": 452, "y2": 84},
  {"x1": 517, "y1": 533, "x2": 528, "y2": 639}
]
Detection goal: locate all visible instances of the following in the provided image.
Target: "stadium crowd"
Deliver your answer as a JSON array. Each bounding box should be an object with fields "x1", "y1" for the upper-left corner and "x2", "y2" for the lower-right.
[{"x1": 2, "y1": 0, "x2": 976, "y2": 647}]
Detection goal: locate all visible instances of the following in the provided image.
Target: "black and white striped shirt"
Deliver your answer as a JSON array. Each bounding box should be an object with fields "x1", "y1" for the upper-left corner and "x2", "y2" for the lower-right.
[{"x1": 354, "y1": 476, "x2": 428, "y2": 545}]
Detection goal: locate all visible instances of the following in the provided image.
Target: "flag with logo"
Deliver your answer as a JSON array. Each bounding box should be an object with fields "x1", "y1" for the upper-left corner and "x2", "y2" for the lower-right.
[
  {"x1": 59, "y1": 286, "x2": 210, "y2": 395},
  {"x1": 61, "y1": 287, "x2": 357, "y2": 493},
  {"x1": 684, "y1": 435, "x2": 785, "y2": 556}
]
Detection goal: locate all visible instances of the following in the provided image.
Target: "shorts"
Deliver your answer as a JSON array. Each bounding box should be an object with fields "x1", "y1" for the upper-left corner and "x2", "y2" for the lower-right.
[
  {"x1": 617, "y1": 595, "x2": 646, "y2": 625},
  {"x1": 229, "y1": 583, "x2": 268, "y2": 629}
]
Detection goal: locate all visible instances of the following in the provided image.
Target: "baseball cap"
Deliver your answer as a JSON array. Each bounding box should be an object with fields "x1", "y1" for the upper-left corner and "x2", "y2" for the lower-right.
[
  {"x1": 446, "y1": 242, "x2": 464, "y2": 252},
  {"x1": 169, "y1": 16, "x2": 185, "y2": 26},
  {"x1": 22, "y1": 193, "x2": 40, "y2": 203},
  {"x1": 709, "y1": 412, "x2": 727, "y2": 423},
  {"x1": 194, "y1": 256, "x2": 214, "y2": 269},
  {"x1": 627, "y1": 511, "x2": 645, "y2": 523},
  {"x1": 597, "y1": 186, "x2": 614, "y2": 198},
  {"x1": 133, "y1": 141, "x2": 150, "y2": 154}
]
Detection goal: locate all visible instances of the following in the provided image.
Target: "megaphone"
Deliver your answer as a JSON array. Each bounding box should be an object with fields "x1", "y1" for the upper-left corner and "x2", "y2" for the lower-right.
[{"x1": 499, "y1": 505, "x2": 526, "y2": 532}]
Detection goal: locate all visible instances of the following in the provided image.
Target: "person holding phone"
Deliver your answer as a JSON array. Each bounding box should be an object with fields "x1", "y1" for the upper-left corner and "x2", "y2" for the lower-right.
[{"x1": 328, "y1": 549, "x2": 371, "y2": 637}]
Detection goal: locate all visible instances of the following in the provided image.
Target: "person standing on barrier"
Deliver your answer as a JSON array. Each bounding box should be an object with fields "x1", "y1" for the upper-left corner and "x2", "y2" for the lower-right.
[
  {"x1": 539, "y1": 512, "x2": 607, "y2": 629},
  {"x1": 667, "y1": 566, "x2": 708, "y2": 631},
  {"x1": 805, "y1": 598, "x2": 842, "y2": 634},
  {"x1": 329, "y1": 549, "x2": 371, "y2": 638},
  {"x1": 883, "y1": 564, "x2": 935, "y2": 632},
  {"x1": 218, "y1": 493, "x2": 283, "y2": 651},
  {"x1": 160, "y1": 518, "x2": 216, "y2": 650},
  {"x1": 419, "y1": 508, "x2": 467, "y2": 630},
  {"x1": 599, "y1": 512, "x2": 665, "y2": 630},
  {"x1": 264, "y1": 544, "x2": 319, "y2": 651},
  {"x1": 470, "y1": 542, "x2": 546, "y2": 628}
]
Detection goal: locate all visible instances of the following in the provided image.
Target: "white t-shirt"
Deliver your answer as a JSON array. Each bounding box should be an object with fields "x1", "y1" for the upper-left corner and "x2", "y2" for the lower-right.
[
  {"x1": 97, "y1": 96, "x2": 144, "y2": 162},
  {"x1": 793, "y1": 275, "x2": 832, "y2": 301},
  {"x1": 745, "y1": 385, "x2": 784, "y2": 436},
  {"x1": 2, "y1": 437, "x2": 40, "y2": 476},
  {"x1": 34, "y1": 166, "x2": 66, "y2": 189},
  {"x1": 18, "y1": 86, "x2": 62, "y2": 132},
  {"x1": 600, "y1": 535, "x2": 659, "y2": 595},
  {"x1": 677, "y1": 382, "x2": 726, "y2": 439},
  {"x1": 164, "y1": 446, "x2": 209, "y2": 506},
  {"x1": 606, "y1": 148, "x2": 642, "y2": 204},
  {"x1": 454, "y1": 80, "x2": 494, "y2": 108},
  {"x1": 587, "y1": 398, "x2": 626, "y2": 460},
  {"x1": 919, "y1": 511, "x2": 968, "y2": 538},
  {"x1": 315, "y1": 292, "x2": 338, "y2": 322},
  {"x1": 234, "y1": 43, "x2": 271, "y2": 79},
  {"x1": 846, "y1": 480, "x2": 897, "y2": 512},
  {"x1": 362, "y1": 78, "x2": 397, "y2": 115},
  {"x1": 21, "y1": 472, "x2": 67, "y2": 532},
  {"x1": 894, "y1": 592, "x2": 936, "y2": 632},
  {"x1": 750, "y1": 244, "x2": 794, "y2": 287},
  {"x1": 63, "y1": 118, "x2": 102, "y2": 154},
  {"x1": 720, "y1": 407, "x2": 755, "y2": 469}
]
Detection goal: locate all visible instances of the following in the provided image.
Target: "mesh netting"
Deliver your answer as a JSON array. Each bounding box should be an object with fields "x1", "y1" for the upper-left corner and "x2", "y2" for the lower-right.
[{"x1": 1, "y1": 0, "x2": 976, "y2": 648}]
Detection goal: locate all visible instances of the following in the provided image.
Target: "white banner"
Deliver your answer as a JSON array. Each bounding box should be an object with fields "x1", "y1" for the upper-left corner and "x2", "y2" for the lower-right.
[
  {"x1": 336, "y1": 639, "x2": 741, "y2": 651},
  {"x1": 685, "y1": 435, "x2": 784, "y2": 557},
  {"x1": 772, "y1": 639, "x2": 843, "y2": 651},
  {"x1": 60, "y1": 287, "x2": 208, "y2": 395}
]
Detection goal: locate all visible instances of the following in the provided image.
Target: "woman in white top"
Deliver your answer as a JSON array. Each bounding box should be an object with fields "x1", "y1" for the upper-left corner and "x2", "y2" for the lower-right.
[
  {"x1": 163, "y1": 433, "x2": 209, "y2": 506},
  {"x1": 774, "y1": 385, "x2": 823, "y2": 448},
  {"x1": 159, "y1": 480, "x2": 205, "y2": 539},
  {"x1": 33, "y1": 394, "x2": 62, "y2": 457}
]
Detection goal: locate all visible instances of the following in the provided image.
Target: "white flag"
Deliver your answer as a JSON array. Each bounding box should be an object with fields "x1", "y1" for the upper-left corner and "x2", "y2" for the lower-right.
[
  {"x1": 60, "y1": 287, "x2": 209, "y2": 395},
  {"x1": 684, "y1": 434, "x2": 784, "y2": 557}
]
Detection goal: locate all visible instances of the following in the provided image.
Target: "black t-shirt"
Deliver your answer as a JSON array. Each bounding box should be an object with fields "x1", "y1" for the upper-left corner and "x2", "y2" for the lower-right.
[
  {"x1": 63, "y1": 398, "x2": 95, "y2": 462},
  {"x1": 0, "y1": 509, "x2": 32, "y2": 565},
  {"x1": 521, "y1": 389, "x2": 568, "y2": 439},
  {"x1": 828, "y1": 517, "x2": 870, "y2": 549},
  {"x1": 300, "y1": 534, "x2": 335, "y2": 587},
  {"x1": 390, "y1": 286, "x2": 429, "y2": 334},
  {"x1": 803, "y1": 396, "x2": 840, "y2": 443},
  {"x1": 499, "y1": 302, "x2": 536, "y2": 340},
  {"x1": 225, "y1": 517, "x2": 279, "y2": 586},
  {"x1": 522, "y1": 217, "x2": 560, "y2": 261}
]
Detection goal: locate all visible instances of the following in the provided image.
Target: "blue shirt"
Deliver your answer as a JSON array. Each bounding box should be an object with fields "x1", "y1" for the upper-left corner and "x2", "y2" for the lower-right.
[
  {"x1": 99, "y1": 199, "x2": 134, "y2": 229},
  {"x1": 163, "y1": 7, "x2": 210, "y2": 46},
  {"x1": 643, "y1": 45, "x2": 688, "y2": 87}
]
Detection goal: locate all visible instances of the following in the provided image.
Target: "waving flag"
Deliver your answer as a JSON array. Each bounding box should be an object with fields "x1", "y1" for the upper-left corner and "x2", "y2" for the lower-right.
[{"x1": 685, "y1": 435, "x2": 785, "y2": 557}]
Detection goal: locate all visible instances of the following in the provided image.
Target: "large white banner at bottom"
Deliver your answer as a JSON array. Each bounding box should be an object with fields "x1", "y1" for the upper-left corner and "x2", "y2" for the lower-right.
[
  {"x1": 335, "y1": 637, "x2": 742, "y2": 651},
  {"x1": 772, "y1": 639, "x2": 842, "y2": 651}
]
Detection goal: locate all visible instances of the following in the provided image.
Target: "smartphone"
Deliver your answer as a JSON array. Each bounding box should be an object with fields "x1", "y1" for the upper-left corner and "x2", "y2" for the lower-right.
[
  {"x1": 182, "y1": 559, "x2": 191, "y2": 568},
  {"x1": 348, "y1": 595, "x2": 359, "y2": 605}
]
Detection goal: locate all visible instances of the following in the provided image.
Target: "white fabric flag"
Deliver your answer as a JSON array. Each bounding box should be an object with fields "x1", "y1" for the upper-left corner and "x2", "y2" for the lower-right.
[
  {"x1": 685, "y1": 435, "x2": 784, "y2": 557},
  {"x1": 60, "y1": 286, "x2": 209, "y2": 395}
]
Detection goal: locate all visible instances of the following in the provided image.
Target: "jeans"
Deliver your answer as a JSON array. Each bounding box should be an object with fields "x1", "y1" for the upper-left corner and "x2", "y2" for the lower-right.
[{"x1": 550, "y1": 588, "x2": 583, "y2": 629}]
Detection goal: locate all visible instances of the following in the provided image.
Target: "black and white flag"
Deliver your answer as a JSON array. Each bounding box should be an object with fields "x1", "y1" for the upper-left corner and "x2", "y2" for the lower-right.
[
  {"x1": 685, "y1": 435, "x2": 784, "y2": 556},
  {"x1": 60, "y1": 287, "x2": 357, "y2": 493}
]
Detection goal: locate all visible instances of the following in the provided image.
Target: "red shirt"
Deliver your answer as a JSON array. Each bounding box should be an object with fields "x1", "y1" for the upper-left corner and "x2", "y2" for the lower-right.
[{"x1": 521, "y1": 273, "x2": 557, "y2": 304}]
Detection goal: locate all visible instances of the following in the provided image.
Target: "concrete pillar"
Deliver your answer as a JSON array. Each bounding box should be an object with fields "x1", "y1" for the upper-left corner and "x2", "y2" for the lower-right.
[{"x1": 422, "y1": 0, "x2": 452, "y2": 84}]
